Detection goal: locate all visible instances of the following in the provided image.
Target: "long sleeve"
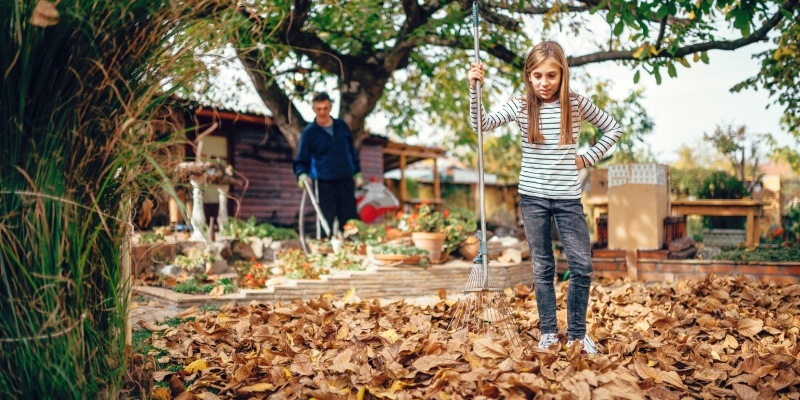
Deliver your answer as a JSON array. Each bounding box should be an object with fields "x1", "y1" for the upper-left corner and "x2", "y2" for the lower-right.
[
  {"x1": 293, "y1": 130, "x2": 311, "y2": 178},
  {"x1": 577, "y1": 95, "x2": 622, "y2": 166},
  {"x1": 345, "y1": 125, "x2": 361, "y2": 175},
  {"x1": 469, "y1": 87, "x2": 523, "y2": 133}
]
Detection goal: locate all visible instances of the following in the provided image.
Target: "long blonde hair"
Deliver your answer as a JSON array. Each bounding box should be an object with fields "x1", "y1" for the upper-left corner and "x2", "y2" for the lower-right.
[{"x1": 523, "y1": 41, "x2": 574, "y2": 145}]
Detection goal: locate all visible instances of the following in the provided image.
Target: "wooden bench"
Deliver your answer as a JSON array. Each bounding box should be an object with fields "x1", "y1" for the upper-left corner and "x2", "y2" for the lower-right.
[{"x1": 670, "y1": 199, "x2": 765, "y2": 249}]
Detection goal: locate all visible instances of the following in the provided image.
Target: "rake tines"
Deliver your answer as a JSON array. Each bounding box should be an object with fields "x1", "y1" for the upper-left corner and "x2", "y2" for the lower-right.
[{"x1": 446, "y1": 257, "x2": 530, "y2": 350}]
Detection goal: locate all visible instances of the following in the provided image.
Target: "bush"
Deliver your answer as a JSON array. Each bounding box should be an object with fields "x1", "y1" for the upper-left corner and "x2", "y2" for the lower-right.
[
  {"x1": 697, "y1": 171, "x2": 748, "y2": 230},
  {"x1": 714, "y1": 246, "x2": 800, "y2": 262}
]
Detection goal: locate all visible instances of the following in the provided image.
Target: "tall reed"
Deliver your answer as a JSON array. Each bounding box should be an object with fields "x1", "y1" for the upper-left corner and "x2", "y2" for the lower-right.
[{"x1": 0, "y1": 1, "x2": 235, "y2": 397}]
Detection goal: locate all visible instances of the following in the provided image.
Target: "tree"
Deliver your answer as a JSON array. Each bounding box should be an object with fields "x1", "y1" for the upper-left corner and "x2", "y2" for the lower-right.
[
  {"x1": 704, "y1": 124, "x2": 766, "y2": 192},
  {"x1": 1, "y1": 0, "x2": 227, "y2": 397},
  {"x1": 226, "y1": 0, "x2": 799, "y2": 153}
]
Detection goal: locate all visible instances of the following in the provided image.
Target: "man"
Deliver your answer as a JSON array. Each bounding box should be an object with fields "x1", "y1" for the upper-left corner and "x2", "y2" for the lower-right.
[{"x1": 294, "y1": 92, "x2": 363, "y2": 236}]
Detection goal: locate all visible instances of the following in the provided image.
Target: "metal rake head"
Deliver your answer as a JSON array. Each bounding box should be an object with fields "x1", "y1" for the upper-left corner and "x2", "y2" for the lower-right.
[{"x1": 446, "y1": 263, "x2": 530, "y2": 350}]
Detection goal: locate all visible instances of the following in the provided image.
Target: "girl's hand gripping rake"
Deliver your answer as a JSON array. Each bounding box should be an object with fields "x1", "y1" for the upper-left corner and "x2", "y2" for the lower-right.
[{"x1": 446, "y1": 1, "x2": 530, "y2": 351}]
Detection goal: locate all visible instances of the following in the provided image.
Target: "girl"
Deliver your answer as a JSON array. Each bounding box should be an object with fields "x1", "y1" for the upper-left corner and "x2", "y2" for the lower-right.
[{"x1": 468, "y1": 41, "x2": 622, "y2": 354}]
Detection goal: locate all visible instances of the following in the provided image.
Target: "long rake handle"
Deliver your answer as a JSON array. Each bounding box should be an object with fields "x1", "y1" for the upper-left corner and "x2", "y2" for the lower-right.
[{"x1": 473, "y1": 2, "x2": 490, "y2": 288}]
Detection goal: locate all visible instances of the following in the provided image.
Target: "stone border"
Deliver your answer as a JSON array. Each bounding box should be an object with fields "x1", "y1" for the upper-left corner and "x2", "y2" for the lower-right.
[{"x1": 134, "y1": 259, "x2": 533, "y2": 306}]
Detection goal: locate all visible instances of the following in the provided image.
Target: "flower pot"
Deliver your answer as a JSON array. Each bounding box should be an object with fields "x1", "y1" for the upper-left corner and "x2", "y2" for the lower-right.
[
  {"x1": 412, "y1": 232, "x2": 446, "y2": 263},
  {"x1": 459, "y1": 239, "x2": 480, "y2": 261},
  {"x1": 373, "y1": 254, "x2": 421, "y2": 265}
]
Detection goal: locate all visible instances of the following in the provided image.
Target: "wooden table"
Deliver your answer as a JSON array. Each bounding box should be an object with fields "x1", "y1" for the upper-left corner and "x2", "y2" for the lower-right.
[{"x1": 670, "y1": 199, "x2": 765, "y2": 249}]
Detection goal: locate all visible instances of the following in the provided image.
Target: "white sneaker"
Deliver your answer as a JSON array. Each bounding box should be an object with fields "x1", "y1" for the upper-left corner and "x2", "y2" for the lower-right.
[
  {"x1": 537, "y1": 333, "x2": 559, "y2": 350},
  {"x1": 567, "y1": 335, "x2": 600, "y2": 355}
]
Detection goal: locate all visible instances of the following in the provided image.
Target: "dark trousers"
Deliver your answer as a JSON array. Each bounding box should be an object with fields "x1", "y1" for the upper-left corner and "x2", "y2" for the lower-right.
[
  {"x1": 317, "y1": 178, "x2": 359, "y2": 236},
  {"x1": 520, "y1": 194, "x2": 593, "y2": 340}
]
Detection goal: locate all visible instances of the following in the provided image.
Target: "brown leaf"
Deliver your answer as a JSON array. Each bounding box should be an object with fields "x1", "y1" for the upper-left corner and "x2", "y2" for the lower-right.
[
  {"x1": 238, "y1": 382, "x2": 275, "y2": 393},
  {"x1": 659, "y1": 370, "x2": 687, "y2": 391},
  {"x1": 737, "y1": 318, "x2": 763, "y2": 337},
  {"x1": 633, "y1": 358, "x2": 661, "y2": 382},
  {"x1": 195, "y1": 393, "x2": 223, "y2": 400},
  {"x1": 30, "y1": 0, "x2": 59, "y2": 27},
  {"x1": 732, "y1": 384, "x2": 759, "y2": 400},
  {"x1": 168, "y1": 373, "x2": 185, "y2": 397},
  {"x1": 138, "y1": 320, "x2": 169, "y2": 332},
  {"x1": 560, "y1": 377, "x2": 591, "y2": 400},
  {"x1": 174, "y1": 392, "x2": 197, "y2": 400},
  {"x1": 151, "y1": 387, "x2": 171, "y2": 400},
  {"x1": 208, "y1": 285, "x2": 225, "y2": 299},
  {"x1": 412, "y1": 355, "x2": 459, "y2": 373},
  {"x1": 472, "y1": 337, "x2": 508, "y2": 359}
]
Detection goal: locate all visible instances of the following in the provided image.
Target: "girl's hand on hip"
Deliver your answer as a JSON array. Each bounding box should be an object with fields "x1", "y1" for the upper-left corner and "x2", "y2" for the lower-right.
[
  {"x1": 469, "y1": 62, "x2": 484, "y2": 88},
  {"x1": 575, "y1": 156, "x2": 586, "y2": 170}
]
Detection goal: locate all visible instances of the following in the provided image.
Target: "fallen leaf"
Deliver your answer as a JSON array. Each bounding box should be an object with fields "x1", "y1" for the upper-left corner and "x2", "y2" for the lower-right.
[
  {"x1": 138, "y1": 320, "x2": 169, "y2": 332},
  {"x1": 737, "y1": 318, "x2": 763, "y2": 337},
  {"x1": 184, "y1": 359, "x2": 208, "y2": 374},
  {"x1": 472, "y1": 337, "x2": 508, "y2": 359},
  {"x1": 239, "y1": 382, "x2": 275, "y2": 393},
  {"x1": 151, "y1": 387, "x2": 170, "y2": 400},
  {"x1": 208, "y1": 285, "x2": 225, "y2": 299}
]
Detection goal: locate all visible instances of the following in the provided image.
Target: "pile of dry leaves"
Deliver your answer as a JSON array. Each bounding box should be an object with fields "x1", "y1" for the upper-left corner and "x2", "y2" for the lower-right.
[{"x1": 130, "y1": 275, "x2": 800, "y2": 399}]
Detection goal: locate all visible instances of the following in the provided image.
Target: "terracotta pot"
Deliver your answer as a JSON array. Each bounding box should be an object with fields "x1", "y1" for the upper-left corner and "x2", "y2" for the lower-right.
[
  {"x1": 459, "y1": 240, "x2": 480, "y2": 260},
  {"x1": 411, "y1": 232, "x2": 446, "y2": 263}
]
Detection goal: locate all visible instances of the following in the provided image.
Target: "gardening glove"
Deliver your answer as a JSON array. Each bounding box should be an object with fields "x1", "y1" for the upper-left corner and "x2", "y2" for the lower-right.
[
  {"x1": 354, "y1": 173, "x2": 364, "y2": 188},
  {"x1": 298, "y1": 173, "x2": 309, "y2": 189}
]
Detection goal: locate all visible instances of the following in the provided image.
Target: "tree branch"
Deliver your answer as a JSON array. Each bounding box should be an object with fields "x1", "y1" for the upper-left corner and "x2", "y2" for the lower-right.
[
  {"x1": 237, "y1": 52, "x2": 306, "y2": 151},
  {"x1": 424, "y1": 35, "x2": 525, "y2": 68},
  {"x1": 570, "y1": 0, "x2": 796, "y2": 66},
  {"x1": 238, "y1": 1, "x2": 346, "y2": 77}
]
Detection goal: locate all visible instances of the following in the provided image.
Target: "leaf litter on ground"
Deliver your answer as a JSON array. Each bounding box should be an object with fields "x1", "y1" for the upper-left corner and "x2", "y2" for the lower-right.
[{"x1": 130, "y1": 274, "x2": 800, "y2": 399}]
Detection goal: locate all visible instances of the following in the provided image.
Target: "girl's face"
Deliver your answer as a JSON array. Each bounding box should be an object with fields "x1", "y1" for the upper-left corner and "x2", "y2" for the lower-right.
[{"x1": 528, "y1": 59, "x2": 562, "y2": 102}]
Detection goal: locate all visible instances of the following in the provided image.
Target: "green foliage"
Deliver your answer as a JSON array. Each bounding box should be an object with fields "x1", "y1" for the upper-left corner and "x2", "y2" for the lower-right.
[
  {"x1": 714, "y1": 246, "x2": 800, "y2": 262},
  {"x1": 0, "y1": 1, "x2": 231, "y2": 397},
  {"x1": 698, "y1": 171, "x2": 749, "y2": 229},
  {"x1": 276, "y1": 249, "x2": 329, "y2": 280},
  {"x1": 733, "y1": 11, "x2": 800, "y2": 146},
  {"x1": 173, "y1": 277, "x2": 234, "y2": 295},
  {"x1": 406, "y1": 205, "x2": 446, "y2": 233},
  {"x1": 139, "y1": 232, "x2": 166, "y2": 244},
  {"x1": 703, "y1": 124, "x2": 766, "y2": 192},
  {"x1": 343, "y1": 219, "x2": 387, "y2": 245},
  {"x1": 578, "y1": 81, "x2": 655, "y2": 165},
  {"x1": 443, "y1": 208, "x2": 477, "y2": 254},
  {"x1": 787, "y1": 206, "x2": 800, "y2": 237},
  {"x1": 223, "y1": 217, "x2": 297, "y2": 240},
  {"x1": 172, "y1": 248, "x2": 217, "y2": 271},
  {"x1": 670, "y1": 168, "x2": 716, "y2": 198},
  {"x1": 483, "y1": 133, "x2": 522, "y2": 184},
  {"x1": 372, "y1": 244, "x2": 430, "y2": 256},
  {"x1": 404, "y1": 178, "x2": 420, "y2": 199}
]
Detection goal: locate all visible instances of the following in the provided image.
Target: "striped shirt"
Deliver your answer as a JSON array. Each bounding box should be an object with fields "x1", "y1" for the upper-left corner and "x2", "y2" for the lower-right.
[{"x1": 470, "y1": 88, "x2": 622, "y2": 199}]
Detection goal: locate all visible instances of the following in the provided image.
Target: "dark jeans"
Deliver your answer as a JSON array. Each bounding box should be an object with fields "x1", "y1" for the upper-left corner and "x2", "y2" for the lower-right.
[
  {"x1": 317, "y1": 177, "x2": 359, "y2": 237},
  {"x1": 520, "y1": 194, "x2": 593, "y2": 340}
]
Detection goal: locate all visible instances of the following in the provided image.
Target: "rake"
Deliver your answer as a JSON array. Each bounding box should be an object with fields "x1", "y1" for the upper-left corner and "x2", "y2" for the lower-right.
[{"x1": 445, "y1": 1, "x2": 530, "y2": 351}]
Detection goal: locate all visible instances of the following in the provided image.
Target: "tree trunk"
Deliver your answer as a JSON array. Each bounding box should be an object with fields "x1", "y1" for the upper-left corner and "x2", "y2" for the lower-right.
[{"x1": 238, "y1": 53, "x2": 307, "y2": 152}]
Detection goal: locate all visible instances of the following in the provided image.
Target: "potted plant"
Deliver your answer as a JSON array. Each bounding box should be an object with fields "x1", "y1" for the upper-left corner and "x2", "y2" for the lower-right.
[
  {"x1": 172, "y1": 247, "x2": 217, "y2": 274},
  {"x1": 371, "y1": 244, "x2": 430, "y2": 265},
  {"x1": 402, "y1": 204, "x2": 447, "y2": 263},
  {"x1": 342, "y1": 219, "x2": 387, "y2": 254},
  {"x1": 443, "y1": 207, "x2": 477, "y2": 257}
]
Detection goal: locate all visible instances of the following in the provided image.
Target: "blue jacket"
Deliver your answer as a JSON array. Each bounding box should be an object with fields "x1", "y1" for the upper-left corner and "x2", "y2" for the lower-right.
[{"x1": 293, "y1": 118, "x2": 361, "y2": 181}]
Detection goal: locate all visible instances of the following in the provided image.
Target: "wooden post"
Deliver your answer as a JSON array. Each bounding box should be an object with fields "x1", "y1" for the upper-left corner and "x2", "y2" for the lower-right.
[
  {"x1": 400, "y1": 154, "x2": 407, "y2": 210},
  {"x1": 433, "y1": 158, "x2": 440, "y2": 210}
]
